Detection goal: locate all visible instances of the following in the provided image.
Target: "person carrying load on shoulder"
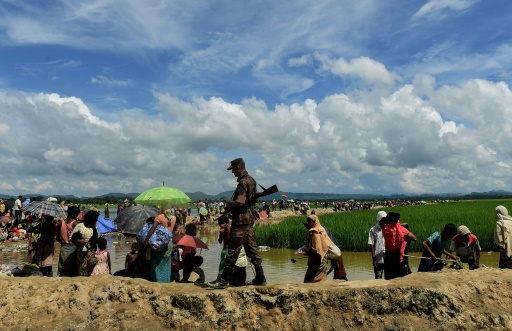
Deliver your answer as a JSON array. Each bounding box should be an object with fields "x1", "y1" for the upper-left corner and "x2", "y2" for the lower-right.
[{"x1": 302, "y1": 214, "x2": 332, "y2": 283}]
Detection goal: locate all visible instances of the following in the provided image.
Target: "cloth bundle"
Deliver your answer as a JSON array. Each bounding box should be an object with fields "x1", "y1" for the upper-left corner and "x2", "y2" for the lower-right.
[
  {"x1": 325, "y1": 242, "x2": 342, "y2": 260},
  {"x1": 138, "y1": 223, "x2": 173, "y2": 251}
]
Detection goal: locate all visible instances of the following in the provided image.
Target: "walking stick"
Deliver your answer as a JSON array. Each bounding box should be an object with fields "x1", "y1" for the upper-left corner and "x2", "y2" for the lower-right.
[{"x1": 402, "y1": 254, "x2": 463, "y2": 267}]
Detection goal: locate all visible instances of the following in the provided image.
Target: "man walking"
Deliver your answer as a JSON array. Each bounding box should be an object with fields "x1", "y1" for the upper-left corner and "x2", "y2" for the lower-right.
[
  {"x1": 368, "y1": 211, "x2": 387, "y2": 279},
  {"x1": 13, "y1": 195, "x2": 22, "y2": 227},
  {"x1": 208, "y1": 158, "x2": 267, "y2": 289}
]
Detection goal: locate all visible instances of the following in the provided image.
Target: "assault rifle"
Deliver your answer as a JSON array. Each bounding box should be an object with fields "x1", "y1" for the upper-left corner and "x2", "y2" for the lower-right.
[
  {"x1": 253, "y1": 184, "x2": 279, "y2": 203},
  {"x1": 215, "y1": 183, "x2": 279, "y2": 223}
]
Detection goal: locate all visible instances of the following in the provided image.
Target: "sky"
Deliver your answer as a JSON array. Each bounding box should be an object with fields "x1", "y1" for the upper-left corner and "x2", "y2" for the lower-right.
[{"x1": 1, "y1": 0, "x2": 512, "y2": 197}]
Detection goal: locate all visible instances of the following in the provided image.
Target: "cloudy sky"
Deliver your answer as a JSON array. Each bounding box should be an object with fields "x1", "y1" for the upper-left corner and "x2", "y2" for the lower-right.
[{"x1": 0, "y1": 0, "x2": 511, "y2": 197}]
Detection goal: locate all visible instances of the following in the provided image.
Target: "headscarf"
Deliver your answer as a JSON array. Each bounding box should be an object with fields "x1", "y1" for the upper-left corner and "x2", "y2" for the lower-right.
[
  {"x1": 495, "y1": 205, "x2": 512, "y2": 257},
  {"x1": 306, "y1": 215, "x2": 332, "y2": 260}
]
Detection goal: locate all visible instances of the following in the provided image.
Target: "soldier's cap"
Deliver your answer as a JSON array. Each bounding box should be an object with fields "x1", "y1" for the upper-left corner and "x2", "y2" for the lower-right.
[{"x1": 227, "y1": 158, "x2": 245, "y2": 170}]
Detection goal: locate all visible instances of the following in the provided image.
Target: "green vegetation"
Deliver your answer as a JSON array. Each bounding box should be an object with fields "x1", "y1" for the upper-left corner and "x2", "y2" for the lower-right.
[{"x1": 254, "y1": 199, "x2": 510, "y2": 252}]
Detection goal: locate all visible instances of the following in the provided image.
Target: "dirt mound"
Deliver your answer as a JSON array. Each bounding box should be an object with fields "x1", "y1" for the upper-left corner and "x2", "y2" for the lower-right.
[{"x1": 1, "y1": 268, "x2": 511, "y2": 330}]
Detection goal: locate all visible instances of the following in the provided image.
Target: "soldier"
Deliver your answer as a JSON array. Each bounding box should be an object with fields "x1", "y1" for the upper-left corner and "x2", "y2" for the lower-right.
[{"x1": 208, "y1": 158, "x2": 267, "y2": 289}]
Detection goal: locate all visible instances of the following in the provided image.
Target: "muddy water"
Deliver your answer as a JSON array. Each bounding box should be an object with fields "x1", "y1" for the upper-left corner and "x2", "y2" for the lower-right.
[{"x1": 0, "y1": 222, "x2": 501, "y2": 281}]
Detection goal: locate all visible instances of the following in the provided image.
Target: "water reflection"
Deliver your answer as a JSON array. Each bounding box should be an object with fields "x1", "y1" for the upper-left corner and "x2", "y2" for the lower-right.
[{"x1": 0, "y1": 223, "x2": 501, "y2": 281}]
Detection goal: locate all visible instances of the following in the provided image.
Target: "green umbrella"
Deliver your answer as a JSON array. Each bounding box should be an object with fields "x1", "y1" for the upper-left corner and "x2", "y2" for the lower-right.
[{"x1": 134, "y1": 186, "x2": 191, "y2": 209}]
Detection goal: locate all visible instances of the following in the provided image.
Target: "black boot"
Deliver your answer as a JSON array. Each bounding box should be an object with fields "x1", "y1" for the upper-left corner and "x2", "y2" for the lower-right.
[
  {"x1": 248, "y1": 265, "x2": 266, "y2": 286},
  {"x1": 207, "y1": 267, "x2": 232, "y2": 289}
]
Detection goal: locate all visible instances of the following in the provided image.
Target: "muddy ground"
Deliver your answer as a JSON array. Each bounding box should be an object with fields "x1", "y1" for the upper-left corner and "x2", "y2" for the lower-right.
[{"x1": 0, "y1": 268, "x2": 511, "y2": 331}]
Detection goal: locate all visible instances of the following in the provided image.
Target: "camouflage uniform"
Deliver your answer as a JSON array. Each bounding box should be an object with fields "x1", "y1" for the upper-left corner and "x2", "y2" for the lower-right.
[{"x1": 222, "y1": 171, "x2": 262, "y2": 277}]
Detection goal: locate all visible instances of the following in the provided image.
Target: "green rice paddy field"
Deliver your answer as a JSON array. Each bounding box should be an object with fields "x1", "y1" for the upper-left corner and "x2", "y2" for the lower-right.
[{"x1": 254, "y1": 199, "x2": 510, "y2": 252}]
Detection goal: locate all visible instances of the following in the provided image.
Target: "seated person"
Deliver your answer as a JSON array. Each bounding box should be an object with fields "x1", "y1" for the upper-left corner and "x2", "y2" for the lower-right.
[
  {"x1": 9, "y1": 226, "x2": 20, "y2": 238},
  {"x1": 189, "y1": 256, "x2": 205, "y2": 284},
  {"x1": 113, "y1": 242, "x2": 139, "y2": 277}
]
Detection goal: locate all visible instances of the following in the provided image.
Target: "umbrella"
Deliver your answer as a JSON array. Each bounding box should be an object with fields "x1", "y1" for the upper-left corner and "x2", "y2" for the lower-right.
[
  {"x1": 114, "y1": 204, "x2": 161, "y2": 235},
  {"x1": 199, "y1": 207, "x2": 208, "y2": 216},
  {"x1": 134, "y1": 186, "x2": 191, "y2": 209},
  {"x1": 1, "y1": 199, "x2": 15, "y2": 211},
  {"x1": 173, "y1": 234, "x2": 209, "y2": 249},
  {"x1": 0, "y1": 215, "x2": 12, "y2": 225},
  {"x1": 22, "y1": 201, "x2": 67, "y2": 218}
]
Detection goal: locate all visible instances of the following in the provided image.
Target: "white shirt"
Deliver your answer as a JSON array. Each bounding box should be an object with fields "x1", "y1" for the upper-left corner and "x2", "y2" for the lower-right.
[
  {"x1": 14, "y1": 199, "x2": 21, "y2": 211},
  {"x1": 368, "y1": 223, "x2": 385, "y2": 263},
  {"x1": 449, "y1": 235, "x2": 481, "y2": 258}
]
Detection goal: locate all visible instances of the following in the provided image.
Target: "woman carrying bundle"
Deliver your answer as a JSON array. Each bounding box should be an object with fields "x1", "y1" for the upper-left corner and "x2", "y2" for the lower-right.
[{"x1": 302, "y1": 215, "x2": 332, "y2": 283}]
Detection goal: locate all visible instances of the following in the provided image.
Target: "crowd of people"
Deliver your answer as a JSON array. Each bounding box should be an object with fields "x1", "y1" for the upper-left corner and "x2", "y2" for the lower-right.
[
  {"x1": 1, "y1": 157, "x2": 512, "y2": 288},
  {"x1": 262, "y1": 198, "x2": 429, "y2": 215},
  {"x1": 365, "y1": 206, "x2": 512, "y2": 281}
]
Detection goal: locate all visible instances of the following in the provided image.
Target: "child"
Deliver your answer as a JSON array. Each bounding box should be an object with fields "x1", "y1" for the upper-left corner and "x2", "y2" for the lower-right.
[
  {"x1": 190, "y1": 256, "x2": 206, "y2": 284},
  {"x1": 180, "y1": 223, "x2": 198, "y2": 282},
  {"x1": 113, "y1": 242, "x2": 139, "y2": 277},
  {"x1": 90, "y1": 237, "x2": 111, "y2": 276},
  {"x1": 171, "y1": 247, "x2": 182, "y2": 282},
  {"x1": 418, "y1": 223, "x2": 459, "y2": 272},
  {"x1": 216, "y1": 216, "x2": 231, "y2": 280},
  {"x1": 448, "y1": 225, "x2": 481, "y2": 270},
  {"x1": 125, "y1": 242, "x2": 139, "y2": 270},
  {"x1": 28, "y1": 241, "x2": 40, "y2": 265}
]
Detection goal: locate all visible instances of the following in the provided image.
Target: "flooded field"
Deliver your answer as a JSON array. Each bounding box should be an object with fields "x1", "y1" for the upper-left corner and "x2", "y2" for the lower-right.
[{"x1": 0, "y1": 221, "x2": 501, "y2": 281}]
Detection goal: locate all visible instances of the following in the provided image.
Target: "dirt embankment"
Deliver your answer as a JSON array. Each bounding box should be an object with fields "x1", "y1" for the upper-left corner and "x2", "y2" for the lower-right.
[
  {"x1": 1, "y1": 268, "x2": 511, "y2": 331},
  {"x1": 191, "y1": 208, "x2": 337, "y2": 224}
]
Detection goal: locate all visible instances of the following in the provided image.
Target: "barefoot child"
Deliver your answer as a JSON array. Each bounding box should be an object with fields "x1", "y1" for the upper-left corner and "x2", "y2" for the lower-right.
[
  {"x1": 125, "y1": 242, "x2": 139, "y2": 270},
  {"x1": 216, "y1": 216, "x2": 230, "y2": 280},
  {"x1": 91, "y1": 237, "x2": 111, "y2": 275},
  {"x1": 190, "y1": 255, "x2": 206, "y2": 284}
]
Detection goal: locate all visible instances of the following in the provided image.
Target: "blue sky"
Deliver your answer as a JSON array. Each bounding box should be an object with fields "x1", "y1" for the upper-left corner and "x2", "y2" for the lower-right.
[{"x1": 1, "y1": 0, "x2": 512, "y2": 197}]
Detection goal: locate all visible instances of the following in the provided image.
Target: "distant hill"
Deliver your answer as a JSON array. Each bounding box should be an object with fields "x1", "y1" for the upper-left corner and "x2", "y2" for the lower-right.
[
  {"x1": 463, "y1": 190, "x2": 512, "y2": 199},
  {"x1": 93, "y1": 192, "x2": 140, "y2": 199},
  {"x1": 0, "y1": 193, "x2": 48, "y2": 200},
  {"x1": 2, "y1": 190, "x2": 512, "y2": 202}
]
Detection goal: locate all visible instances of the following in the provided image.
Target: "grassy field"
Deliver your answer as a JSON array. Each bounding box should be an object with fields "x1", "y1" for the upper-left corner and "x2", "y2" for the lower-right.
[{"x1": 254, "y1": 199, "x2": 511, "y2": 252}]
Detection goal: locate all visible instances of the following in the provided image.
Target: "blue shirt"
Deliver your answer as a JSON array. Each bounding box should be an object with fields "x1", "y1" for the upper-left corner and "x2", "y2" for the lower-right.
[{"x1": 425, "y1": 232, "x2": 449, "y2": 257}]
